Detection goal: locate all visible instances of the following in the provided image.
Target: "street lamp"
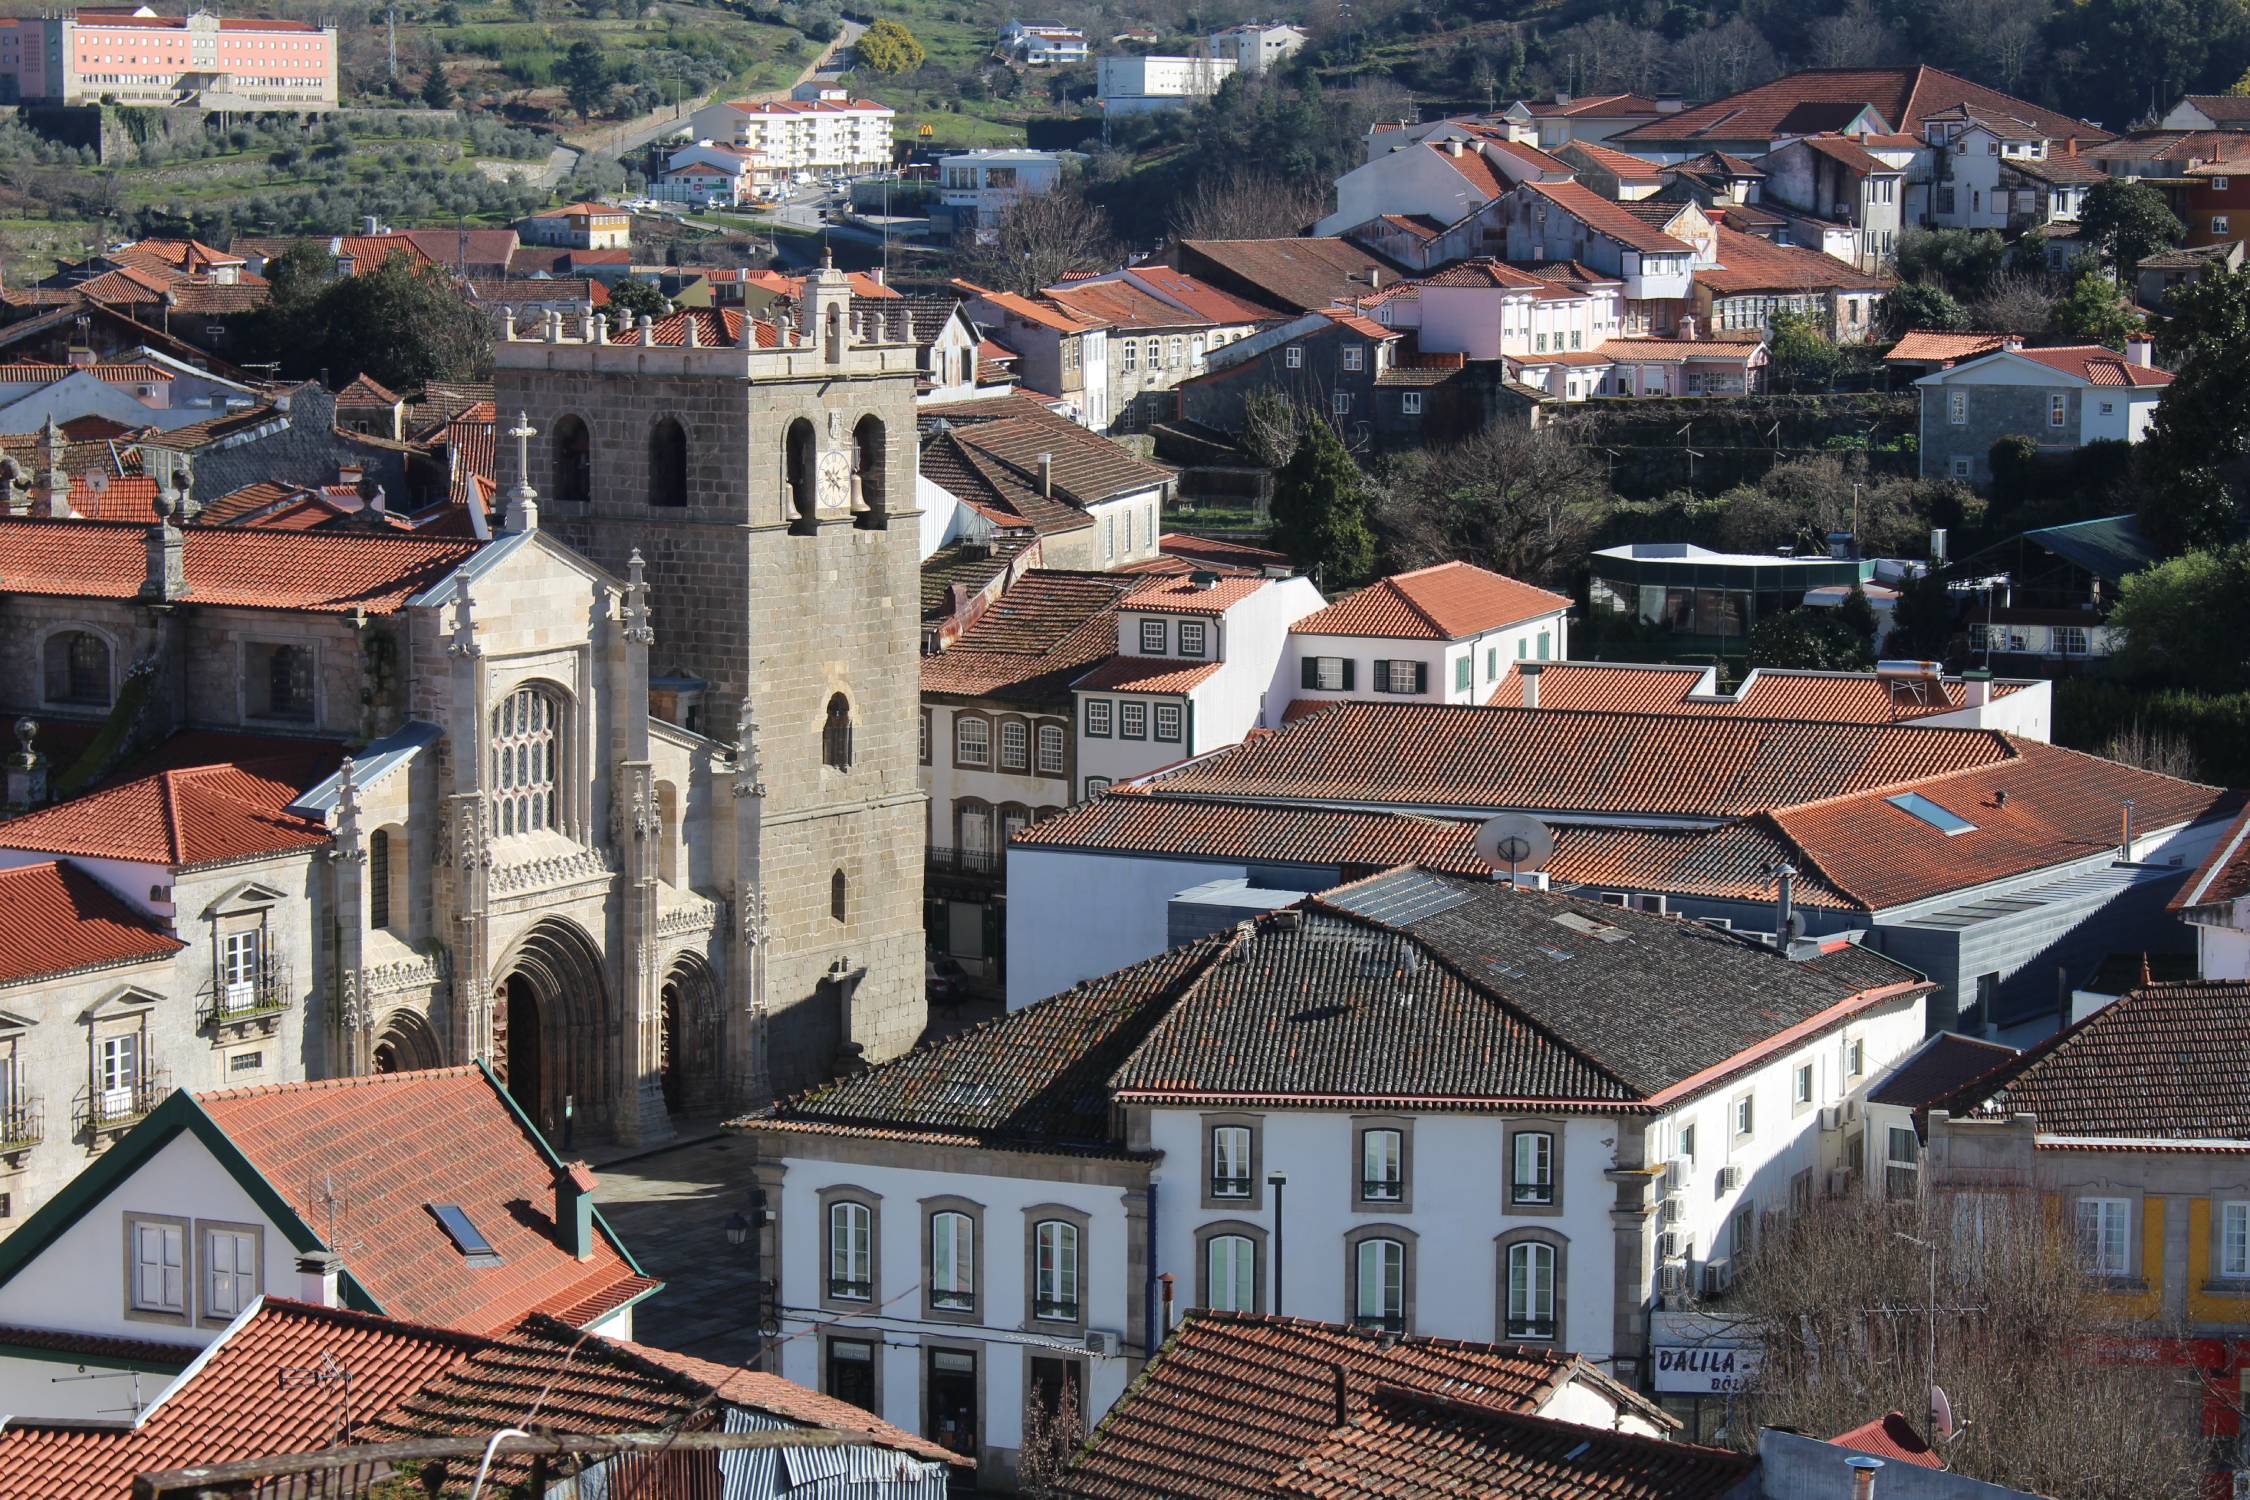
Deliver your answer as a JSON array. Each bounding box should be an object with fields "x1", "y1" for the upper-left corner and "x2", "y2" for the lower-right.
[{"x1": 724, "y1": 1210, "x2": 752, "y2": 1249}]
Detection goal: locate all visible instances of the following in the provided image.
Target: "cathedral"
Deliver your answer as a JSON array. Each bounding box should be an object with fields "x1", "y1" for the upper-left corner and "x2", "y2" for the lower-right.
[{"x1": 0, "y1": 261, "x2": 926, "y2": 1221}]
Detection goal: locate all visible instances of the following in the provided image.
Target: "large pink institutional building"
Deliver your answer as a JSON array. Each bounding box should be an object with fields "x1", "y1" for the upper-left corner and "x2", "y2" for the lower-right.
[{"x1": 0, "y1": 6, "x2": 338, "y2": 109}]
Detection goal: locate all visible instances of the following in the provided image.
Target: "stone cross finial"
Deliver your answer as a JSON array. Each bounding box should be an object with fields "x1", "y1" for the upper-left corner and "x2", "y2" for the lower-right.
[
  {"x1": 447, "y1": 583, "x2": 481, "y2": 658},
  {"x1": 503, "y1": 411, "x2": 540, "y2": 534}
]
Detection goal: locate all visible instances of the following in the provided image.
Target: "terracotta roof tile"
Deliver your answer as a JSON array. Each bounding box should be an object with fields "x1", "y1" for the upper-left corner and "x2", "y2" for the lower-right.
[
  {"x1": 1290, "y1": 562, "x2": 1570, "y2": 640},
  {"x1": 1016, "y1": 796, "x2": 1485, "y2": 872},
  {"x1": 1866, "y1": 1033, "x2": 2018, "y2": 1109},
  {"x1": 920, "y1": 570, "x2": 1136, "y2": 702},
  {"x1": 1488, "y1": 662, "x2": 2022, "y2": 724},
  {"x1": 1136, "y1": 701, "x2": 2014, "y2": 819},
  {"x1": 1614, "y1": 65, "x2": 2107, "y2": 146},
  {"x1": 1064, "y1": 1311, "x2": 1671, "y2": 1500},
  {"x1": 940, "y1": 406, "x2": 1171, "y2": 508},
  {"x1": 370, "y1": 1312, "x2": 961, "y2": 1482},
  {"x1": 2006, "y1": 344, "x2": 2170, "y2": 387},
  {"x1": 1512, "y1": 92, "x2": 1663, "y2": 119},
  {"x1": 0, "y1": 860, "x2": 183, "y2": 985},
  {"x1": 1796, "y1": 132, "x2": 1895, "y2": 174},
  {"x1": 1937, "y1": 980, "x2": 2250, "y2": 1139},
  {"x1": 0, "y1": 753, "x2": 336, "y2": 868},
  {"x1": 1547, "y1": 820, "x2": 1858, "y2": 908},
  {"x1": 1430, "y1": 140, "x2": 1510, "y2": 200},
  {"x1": 1154, "y1": 532, "x2": 1289, "y2": 572},
  {"x1": 0, "y1": 1301, "x2": 480, "y2": 1500},
  {"x1": 335, "y1": 372, "x2": 400, "y2": 406},
  {"x1": 1885, "y1": 330, "x2": 2009, "y2": 363},
  {"x1": 1121, "y1": 574, "x2": 1267, "y2": 614},
  {"x1": 1598, "y1": 338, "x2": 1759, "y2": 362},
  {"x1": 1699, "y1": 226, "x2": 1890, "y2": 295},
  {"x1": 1560, "y1": 138, "x2": 1667, "y2": 180},
  {"x1": 1127, "y1": 266, "x2": 1292, "y2": 324},
  {"x1": 1046, "y1": 279, "x2": 1211, "y2": 331},
  {"x1": 1828, "y1": 1412, "x2": 1947, "y2": 1470},
  {"x1": 1070, "y1": 655, "x2": 1223, "y2": 693},
  {"x1": 1176, "y1": 238, "x2": 1394, "y2": 314},
  {"x1": 0, "y1": 519, "x2": 479, "y2": 613},
  {"x1": 2171, "y1": 804, "x2": 2250, "y2": 912},
  {"x1": 1521, "y1": 181, "x2": 1691, "y2": 254},
  {"x1": 196, "y1": 1067, "x2": 655, "y2": 1335},
  {"x1": 1277, "y1": 1385, "x2": 1756, "y2": 1499}
]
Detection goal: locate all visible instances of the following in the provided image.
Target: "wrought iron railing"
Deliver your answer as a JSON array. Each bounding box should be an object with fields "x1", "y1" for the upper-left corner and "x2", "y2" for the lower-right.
[
  {"x1": 201, "y1": 955, "x2": 293, "y2": 1028},
  {"x1": 85, "y1": 1070, "x2": 169, "y2": 1132},
  {"x1": 0, "y1": 1102, "x2": 43, "y2": 1152},
  {"x1": 927, "y1": 844, "x2": 1005, "y2": 878}
]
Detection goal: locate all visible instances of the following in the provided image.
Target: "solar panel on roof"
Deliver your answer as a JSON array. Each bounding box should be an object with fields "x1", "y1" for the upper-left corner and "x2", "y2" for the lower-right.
[
  {"x1": 1323, "y1": 868, "x2": 1477, "y2": 925},
  {"x1": 428, "y1": 1202, "x2": 502, "y2": 1267}
]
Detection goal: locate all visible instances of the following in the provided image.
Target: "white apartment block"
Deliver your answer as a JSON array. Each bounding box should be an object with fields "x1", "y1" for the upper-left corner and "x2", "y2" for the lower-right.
[
  {"x1": 688, "y1": 92, "x2": 895, "y2": 178},
  {"x1": 999, "y1": 20, "x2": 1087, "y2": 63},
  {"x1": 1208, "y1": 22, "x2": 1307, "y2": 74}
]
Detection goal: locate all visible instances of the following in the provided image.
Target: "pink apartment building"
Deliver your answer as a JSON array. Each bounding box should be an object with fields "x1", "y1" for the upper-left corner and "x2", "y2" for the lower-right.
[{"x1": 0, "y1": 6, "x2": 337, "y2": 110}]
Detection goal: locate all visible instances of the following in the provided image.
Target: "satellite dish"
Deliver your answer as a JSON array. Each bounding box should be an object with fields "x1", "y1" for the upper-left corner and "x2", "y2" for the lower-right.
[
  {"x1": 1475, "y1": 813, "x2": 1553, "y2": 879},
  {"x1": 1930, "y1": 1384, "x2": 1955, "y2": 1441}
]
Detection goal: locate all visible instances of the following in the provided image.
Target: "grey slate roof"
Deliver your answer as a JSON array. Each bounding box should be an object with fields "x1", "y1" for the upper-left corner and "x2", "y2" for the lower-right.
[{"x1": 744, "y1": 869, "x2": 1932, "y2": 1149}]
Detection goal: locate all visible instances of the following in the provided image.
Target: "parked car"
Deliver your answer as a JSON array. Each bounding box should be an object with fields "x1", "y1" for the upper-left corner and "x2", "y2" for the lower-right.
[{"x1": 927, "y1": 950, "x2": 970, "y2": 1005}]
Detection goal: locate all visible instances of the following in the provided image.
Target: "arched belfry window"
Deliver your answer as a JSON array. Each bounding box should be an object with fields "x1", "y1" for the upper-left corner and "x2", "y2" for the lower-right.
[
  {"x1": 553, "y1": 415, "x2": 591, "y2": 503},
  {"x1": 823, "y1": 693, "x2": 854, "y2": 770},
  {"x1": 785, "y1": 418, "x2": 817, "y2": 533},
  {"x1": 491, "y1": 685, "x2": 561, "y2": 836},
  {"x1": 649, "y1": 416, "x2": 687, "y2": 508},
  {"x1": 831, "y1": 868, "x2": 848, "y2": 923},
  {"x1": 851, "y1": 415, "x2": 887, "y2": 530}
]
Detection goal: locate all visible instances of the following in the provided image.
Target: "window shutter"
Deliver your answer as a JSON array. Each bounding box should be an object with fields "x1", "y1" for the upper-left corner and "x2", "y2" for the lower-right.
[
  {"x1": 1341, "y1": 659, "x2": 1356, "y2": 690},
  {"x1": 1301, "y1": 657, "x2": 1318, "y2": 690},
  {"x1": 1413, "y1": 662, "x2": 1429, "y2": 693},
  {"x1": 1372, "y1": 659, "x2": 1390, "y2": 692}
]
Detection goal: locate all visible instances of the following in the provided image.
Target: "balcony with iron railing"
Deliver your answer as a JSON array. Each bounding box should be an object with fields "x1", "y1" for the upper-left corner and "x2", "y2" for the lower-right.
[
  {"x1": 927, "y1": 844, "x2": 1006, "y2": 881},
  {"x1": 0, "y1": 1102, "x2": 42, "y2": 1156},
  {"x1": 200, "y1": 954, "x2": 294, "y2": 1038},
  {"x1": 82, "y1": 1069, "x2": 169, "y2": 1137}
]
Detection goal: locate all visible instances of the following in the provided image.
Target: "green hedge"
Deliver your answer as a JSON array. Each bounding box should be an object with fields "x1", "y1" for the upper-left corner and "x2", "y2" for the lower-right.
[{"x1": 2054, "y1": 677, "x2": 2250, "y2": 788}]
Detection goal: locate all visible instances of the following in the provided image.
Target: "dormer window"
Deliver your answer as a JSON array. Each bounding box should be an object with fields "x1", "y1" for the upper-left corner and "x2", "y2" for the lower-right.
[{"x1": 1139, "y1": 619, "x2": 1167, "y2": 655}]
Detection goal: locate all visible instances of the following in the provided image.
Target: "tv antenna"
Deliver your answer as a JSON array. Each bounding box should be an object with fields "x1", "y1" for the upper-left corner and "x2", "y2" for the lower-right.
[
  {"x1": 1475, "y1": 812, "x2": 1553, "y2": 885},
  {"x1": 277, "y1": 1350, "x2": 357, "y2": 1445}
]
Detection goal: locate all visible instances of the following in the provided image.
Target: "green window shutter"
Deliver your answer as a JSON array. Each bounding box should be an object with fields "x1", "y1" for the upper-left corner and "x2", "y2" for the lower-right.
[
  {"x1": 1372, "y1": 659, "x2": 1390, "y2": 692},
  {"x1": 1302, "y1": 657, "x2": 1319, "y2": 690},
  {"x1": 1413, "y1": 662, "x2": 1429, "y2": 694},
  {"x1": 1341, "y1": 659, "x2": 1356, "y2": 690}
]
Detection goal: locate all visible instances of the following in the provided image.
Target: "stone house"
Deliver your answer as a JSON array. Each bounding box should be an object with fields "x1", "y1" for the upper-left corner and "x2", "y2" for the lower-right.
[
  {"x1": 1754, "y1": 134, "x2": 1905, "y2": 274},
  {"x1": 1913, "y1": 339, "x2": 2169, "y2": 486},
  {"x1": 950, "y1": 283, "x2": 1109, "y2": 430}
]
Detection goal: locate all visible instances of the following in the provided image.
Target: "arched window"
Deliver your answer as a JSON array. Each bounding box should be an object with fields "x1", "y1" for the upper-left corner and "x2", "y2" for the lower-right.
[
  {"x1": 825, "y1": 304, "x2": 843, "y2": 362},
  {"x1": 851, "y1": 414, "x2": 887, "y2": 529},
  {"x1": 367, "y1": 828, "x2": 391, "y2": 930},
  {"x1": 490, "y1": 685, "x2": 561, "y2": 837},
  {"x1": 1506, "y1": 1240, "x2": 1557, "y2": 1340},
  {"x1": 552, "y1": 414, "x2": 591, "y2": 503},
  {"x1": 1207, "y1": 1233, "x2": 1255, "y2": 1312},
  {"x1": 1035, "y1": 723, "x2": 1066, "y2": 778},
  {"x1": 828, "y1": 1200, "x2": 872, "y2": 1300},
  {"x1": 43, "y1": 629, "x2": 111, "y2": 706},
  {"x1": 1354, "y1": 1238, "x2": 1405, "y2": 1332},
  {"x1": 931, "y1": 1210, "x2": 975, "y2": 1312},
  {"x1": 823, "y1": 693, "x2": 854, "y2": 770},
  {"x1": 648, "y1": 416, "x2": 687, "y2": 508},
  {"x1": 1034, "y1": 1220, "x2": 1080, "y2": 1321},
  {"x1": 831, "y1": 868, "x2": 848, "y2": 923},
  {"x1": 784, "y1": 417, "x2": 817, "y2": 532}
]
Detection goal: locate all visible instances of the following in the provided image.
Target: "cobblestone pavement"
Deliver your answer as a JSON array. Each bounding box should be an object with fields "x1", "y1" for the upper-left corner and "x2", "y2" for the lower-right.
[{"x1": 588, "y1": 1130, "x2": 771, "y2": 1367}]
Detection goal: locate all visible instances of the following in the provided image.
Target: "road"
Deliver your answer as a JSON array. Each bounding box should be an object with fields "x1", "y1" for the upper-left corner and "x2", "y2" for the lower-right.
[
  {"x1": 575, "y1": 19, "x2": 866, "y2": 165},
  {"x1": 590, "y1": 1132, "x2": 770, "y2": 1367}
]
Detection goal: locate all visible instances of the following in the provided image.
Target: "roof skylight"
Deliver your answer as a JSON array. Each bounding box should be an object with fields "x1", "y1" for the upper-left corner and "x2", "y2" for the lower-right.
[
  {"x1": 428, "y1": 1202, "x2": 502, "y2": 1267},
  {"x1": 1885, "y1": 791, "x2": 1977, "y2": 836}
]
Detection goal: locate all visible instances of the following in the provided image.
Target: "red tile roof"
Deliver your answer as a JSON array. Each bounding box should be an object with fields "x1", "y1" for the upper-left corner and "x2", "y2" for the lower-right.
[
  {"x1": 1521, "y1": 180, "x2": 1691, "y2": 254},
  {"x1": 920, "y1": 570, "x2": 1137, "y2": 702},
  {"x1": 1598, "y1": 338, "x2": 1760, "y2": 362},
  {"x1": 1765, "y1": 739, "x2": 2230, "y2": 911},
  {"x1": 0, "y1": 519, "x2": 479, "y2": 613},
  {"x1": 1071, "y1": 655, "x2": 1223, "y2": 694},
  {"x1": 1290, "y1": 561, "x2": 1569, "y2": 640},
  {"x1": 196, "y1": 1067, "x2": 657, "y2": 1334},
  {"x1": 1512, "y1": 92, "x2": 1663, "y2": 119},
  {"x1": 1016, "y1": 795, "x2": 1485, "y2": 872},
  {"x1": 1937, "y1": 980, "x2": 2250, "y2": 1141},
  {"x1": 2006, "y1": 344, "x2": 2171, "y2": 387},
  {"x1": 1431, "y1": 140, "x2": 1510, "y2": 200},
  {"x1": 1418, "y1": 259, "x2": 1553, "y2": 292},
  {"x1": 1829, "y1": 1411, "x2": 1946, "y2": 1469},
  {"x1": 0, "y1": 1301, "x2": 480, "y2": 1500},
  {"x1": 0, "y1": 753, "x2": 335, "y2": 869},
  {"x1": 1136, "y1": 702, "x2": 2014, "y2": 819},
  {"x1": 371, "y1": 1311, "x2": 962, "y2": 1480},
  {"x1": 1276, "y1": 1386, "x2": 1757, "y2": 1499},
  {"x1": 1489, "y1": 662, "x2": 2021, "y2": 724},
  {"x1": 1796, "y1": 131, "x2": 1895, "y2": 174},
  {"x1": 1613, "y1": 65, "x2": 2108, "y2": 146},
  {"x1": 1047, "y1": 278, "x2": 1211, "y2": 331},
  {"x1": 1560, "y1": 139, "x2": 1667, "y2": 181},
  {"x1": 1175, "y1": 238, "x2": 1394, "y2": 315},
  {"x1": 1699, "y1": 226, "x2": 1891, "y2": 295},
  {"x1": 1064, "y1": 1312, "x2": 1667, "y2": 1499},
  {"x1": 0, "y1": 860, "x2": 182, "y2": 985},
  {"x1": 1124, "y1": 266, "x2": 1280, "y2": 325},
  {"x1": 1153, "y1": 532, "x2": 1290, "y2": 573},
  {"x1": 335, "y1": 372, "x2": 400, "y2": 406},
  {"x1": 2172, "y1": 804, "x2": 2250, "y2": 913},
  {"x1": 1122, "y1": 574, "x2": 1268, "y2": 614},
  {"x1": 1885, "y1": 330, "x2": 2009, "y2": 363},
  {"x1": 954, "y1": 281, "x2": 1102, "y2": 333}
]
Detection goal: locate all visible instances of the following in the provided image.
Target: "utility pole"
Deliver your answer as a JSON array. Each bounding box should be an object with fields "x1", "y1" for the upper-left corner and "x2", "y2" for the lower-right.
[{"x1": 387, "y1": 6, "x2": 397, "y2": 83}]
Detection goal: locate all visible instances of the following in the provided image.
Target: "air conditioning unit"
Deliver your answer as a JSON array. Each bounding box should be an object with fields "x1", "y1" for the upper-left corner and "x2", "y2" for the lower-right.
[
  {"x1": 1660, "y1": 1159, "x2": 1685, "y2": 1195},
  {"x1": 1627, "y1": 893, "x2": 1668, "y2": 915},
  {"x1": 1657, "y1": 1263, "x2": 1689, "y2": 1297},
  {"x1": 1842, "y1": 1097, "x2": 1861, "y2": 1124},
  {"x1": 1084, "y1": 1329, "x2": 1123, "y2": 1358},
  {"x1": 1658, "y1": 1229, "x2": 1685, "y2": 1261},
  {"x1": 1600, "y1": 891, "x2": 1629, "y2": 907},
  {"x1": 1702, "y1": 1259, "x2": 1732, "y2": 1296},
  {"x1": 1819, "y1": 1104, "x2": 1843, "y2": 1133},
  {"x1": 1660, "y1": 1193, "x2": 1685, "y2": 1226},
  {"x1": 1717, "y1": 1165, "x2": 1743, "y2": 1193},
  {"x1": 1698, "y1": 916, "x2": 1733, "y2": 931},
  {"x1": 1826, "y1": 1168, "x2": 1853, "y2": 1198}
]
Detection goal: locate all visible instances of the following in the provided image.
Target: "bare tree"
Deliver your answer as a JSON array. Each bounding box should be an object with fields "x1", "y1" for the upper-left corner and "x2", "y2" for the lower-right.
[
  {"x1": 1017, "y1": 1370, "x2": 1084, "y2": 1496},
  {"x1": 1368, "y1": 425, "x2": 1611, "y2": 586},
  {"x1": 1969, "y1": 271, "x2": 2058, "y2": 334},
  {"x1": 958, "y1": 184, "x2": 1120, "y2": 296},
  {"x1": 2106, "y1": 720, "x2": 2202, "y2": 780},
  {"x1": 1726, "y1": 1188, "x2": 2207, "y2": 1500},
  {"x1": 1805, "y1": 0, "x2": 1900, "y2": 68},
  {"x1": 1675, "y1": 17, "x2": 1780, "y2": 101},
  {"x1": 1173, "y1": 166, "x2": 1333, "y2": 241}
]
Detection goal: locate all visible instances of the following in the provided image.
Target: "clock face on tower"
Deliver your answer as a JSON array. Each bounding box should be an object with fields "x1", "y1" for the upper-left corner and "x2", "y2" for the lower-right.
[{"x1": 817, "y1": 449, "x2": 853, "y2": 511}]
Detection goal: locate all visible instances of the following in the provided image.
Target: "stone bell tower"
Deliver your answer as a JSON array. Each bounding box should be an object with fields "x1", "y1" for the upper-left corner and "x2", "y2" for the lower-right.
[{"x1": 492, "y1": 268, "x2": 927, "y2": 1099}]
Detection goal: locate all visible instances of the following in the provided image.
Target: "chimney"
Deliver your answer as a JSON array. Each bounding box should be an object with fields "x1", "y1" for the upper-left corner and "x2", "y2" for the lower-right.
[
  {"x1": 1367, "y1": 268, "x2": 1382, "y2": 290},
  {"x1": 363, "y1": 214, "x2": 381, "y2": 236},
  {"x1": 556, "y1": 1161, "x2": 599, "y2": 1261},
  {"x1": 2125, "y1": 333, "x2": 2153, "y2": 366},
  {"x1": 1159, "y1": 1271, "x2": 1176, "y2": 1329},
  {"x1": 1773, "y1": 861, "x2": 1796, "y2": 945},
  {"x1": 1656, "y1": 91, "x2": 1684, "y2": 113},
  {"x1": 1679, "y1": 314, "x2": 1697, "y2": 341},
  {"x1": 2120, "y1": 799, "x2": 2136, "y2": 863},
  {"x1": 1038, "y1": 452, "x2": 1054, "y2": 497},
  {"x1": 296, "y1": 1250, "x2": 343, "y2": 1308},
  {"x1": 337, "y1": 462, "x2": 364, "y2": 489},
  {"x1": 67, "y1": 343, "x2": 94, "y2": 367},
  {"x1": 1520, "y1": 660, "x2": 1543, "y2": 708},
  {"x1": 2067, "y1": 135, "x2": 2079, "y2": 157},
  {"x1": 141, "y1": 477, "x2": 187, "y2": 602},
  {"x1": 1190, "y1": 569, "x2": 1220, "y2": 591},
  {"x1": 1962, "y1": 667, "x2": 1992, "y2": 707},
  {"x1": 1554, "y1": 89, "x2": 1572, "y2": 106},
  {"x1": 1331, "y1": 1364, "x2": 1351, "y2": 1426},
  {"x1": 2002, "y1": 334, "x2": 2025, "y2": 352},
  {"x1": 868, "y1": 265, "x2": 885, "y2": 286},
  {"x1": 1847, "y1": 1455, "x2": 1883, "y2": 1500}
]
